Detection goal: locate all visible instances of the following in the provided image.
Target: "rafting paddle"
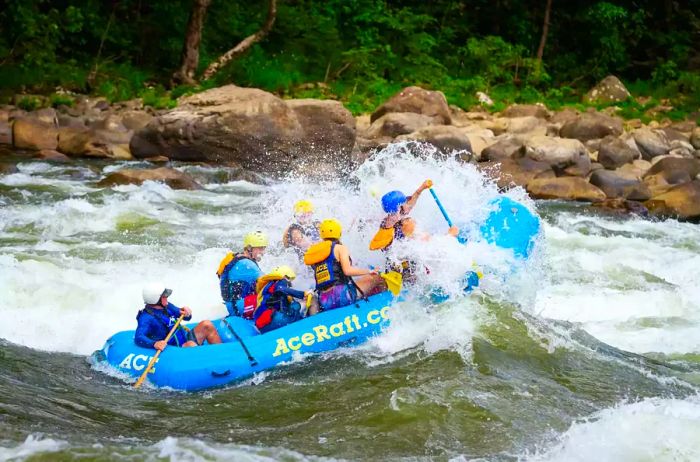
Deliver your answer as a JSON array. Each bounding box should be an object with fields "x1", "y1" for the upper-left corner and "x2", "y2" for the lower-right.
[
  {"x1": 425, "y1": 180, "x2": 454, "y2": 227},
  {"x1": 134, "y1": 313, "x2": 185, "y2": 389},
  {"x1": 381, "y1": 271, "x2": 403, "y2": 296}
]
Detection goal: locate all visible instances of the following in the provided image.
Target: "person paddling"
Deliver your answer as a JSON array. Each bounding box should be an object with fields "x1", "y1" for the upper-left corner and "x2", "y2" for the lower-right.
[
  {"x1": 282, "y1": 200, "x2": 321, "y2": 257},
  {"x1": 370, "y1": 180, "x2": 458, "y2": 282},
  {"x1": 369, "y1": 180, "x2": 433, "y2": 253},
  {"x1": 135, "y1": 283, "x2": 222, "y2": 350},
  {"x1": 305, "y1": 218, "x2": 386, "y2": 310},
  {"x1": 216, "y1": 231, "x2": 268, "y2": 318}
]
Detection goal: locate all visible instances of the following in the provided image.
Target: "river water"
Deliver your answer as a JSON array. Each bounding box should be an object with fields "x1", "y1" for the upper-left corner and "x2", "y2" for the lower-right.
[{"x1": 1, "y1": 145, "x2": 699, "y2": 461}]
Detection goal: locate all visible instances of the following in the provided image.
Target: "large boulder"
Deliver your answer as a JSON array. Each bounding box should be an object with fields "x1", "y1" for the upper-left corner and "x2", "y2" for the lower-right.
[
  {"x1": 96, "y1": 167, "x2": 202, "y2": 190},
  {"x1": 598, "y1": 136, "x2": 639, "y2": 169},
  {"x1": 560, "y1": 112, "x2": 623, "y2": 142},
  {"x1": 589, "y1": 169, "x2": 651, "y2": 200},
  {"x1": 549, "y1": 109, "x2": 580, "y2": 126},
  {"x1": 58, "y1": 127, "x2": 133, "y2": 160},
  {"x1": 0, "y1": 162, "x2": 19, "y2": 174},
  {"x1": 632, "y1": 128, "x2": 671, "y2": 160},
  {"x1": 520, "y1": 135, "x2": 589, "y2": 174},
  {"x1": 527, "y1": 177, "x2": 606, "y2": 202},
  {"x1": 371, "y1": 86, "x2": 451, "y2": 125},
  {"x1": 615, "y1": 159, "x2": 652, "y2": 181},
  {"x1": 365, "y1": 112, "x2": 434, "y2": 139},
  {"x1": 478, "y1": 157, "x2": 554, "y2": 189},
  {"x1": 643, "y1": 157, "x2": 700, "y2": 182},
  {"x1": 0, "y1": 120, "x2": 11, "y2": 145},
  {"x1": 28, "y1": 108, "x2": 58, "y2": 126},
  {"x1": 501, "y1": 104, "x2": 549, "y2": 119},
  {"x1": 481, "y1": 136, "x2": 525, "y2": 161},
  {"x1": 691, "y1": 127, "x2": 700, "y2": 150},
  {"x1": 583, "y1": 75, "x2": 631, "y2": 104},
  {"x1": 668, "y1": 139, "x2": 696, "y2": 158},
  {"x1": 396, "y1": 125, "x2": 472, "y2": 156},
  {"x1": 130, "y1": 86, "x2": 356, "y2": 176},
  {"x1": 35, "y1": 150, "x2": 70, "y2": 162},
  {"x1": 504, "y1": 116, "x2": 547, "y2": 136},
  {"x1": 287, "y1": 98, "x2": 355, "y2": 148},
  {"x1": 644, "y1": 180, "x2": 700, "y2": 220},
  {"x1": 12, "y1": 118, "x2": 59, "y2": 150}
]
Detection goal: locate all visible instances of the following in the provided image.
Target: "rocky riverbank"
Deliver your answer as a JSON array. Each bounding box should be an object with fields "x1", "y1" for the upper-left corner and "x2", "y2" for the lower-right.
[{"x1": 2, "y1": 77, "x2": 699, "y2": 220}]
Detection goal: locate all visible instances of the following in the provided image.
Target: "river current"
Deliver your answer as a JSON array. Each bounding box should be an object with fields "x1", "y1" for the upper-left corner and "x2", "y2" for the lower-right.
[{"x1": 1, "y1": 145, "x2": 699, "y2": 461}]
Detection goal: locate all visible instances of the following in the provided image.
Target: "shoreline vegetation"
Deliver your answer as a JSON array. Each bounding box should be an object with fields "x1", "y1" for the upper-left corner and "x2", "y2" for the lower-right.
[{"x1": 1, "y1": 0, "x2": 698, "y2": 120}]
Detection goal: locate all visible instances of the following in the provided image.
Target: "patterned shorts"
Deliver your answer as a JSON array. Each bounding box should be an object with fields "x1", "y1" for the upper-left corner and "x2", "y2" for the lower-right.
[{"x1": 318, "y1": 283, "x2": 357, "y2": 311}]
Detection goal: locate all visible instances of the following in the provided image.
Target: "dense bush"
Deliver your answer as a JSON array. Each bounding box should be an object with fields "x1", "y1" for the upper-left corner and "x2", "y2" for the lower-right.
[{"x1": 0, "y1": 0, "x2": 698, "y2": 117}]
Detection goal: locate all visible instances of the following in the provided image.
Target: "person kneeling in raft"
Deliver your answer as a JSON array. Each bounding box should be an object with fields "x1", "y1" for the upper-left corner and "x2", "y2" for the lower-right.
[
  {"x1": 252, "y1": 266, "x2": 318, "y2": 333},
  {"x1": 217, "y1": 231, "x2": 268, "y2": 318},
  {"x1": 283, "y1": 199, "x2": 321, "y2": 258},
  {"x1": 305, "y1": 218, "x2": 386, "y2": 311},
  {"x1": 135, "y1": 282, "x2": 222, "y2": 351}
]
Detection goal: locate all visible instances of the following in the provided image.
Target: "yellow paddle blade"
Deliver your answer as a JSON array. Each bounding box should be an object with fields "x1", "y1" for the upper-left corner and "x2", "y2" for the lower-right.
[{"x1": 381, "y1": 271, "x2": 403, "y2": 296}]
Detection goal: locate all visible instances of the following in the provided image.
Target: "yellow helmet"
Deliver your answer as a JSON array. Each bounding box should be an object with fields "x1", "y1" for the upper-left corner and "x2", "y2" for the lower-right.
[
  {"x1": 243, "y1": 231, "x2": 268, "y2": 248},
  {"x1": 268, "y1": 265, "x2": 296, "y2": 281},
  {"x1": 319, "y1": 218, "x2": 342, "y2": 240},
  {"x1": 294, "y1": 200, "x2": 314, "y2": 215}
]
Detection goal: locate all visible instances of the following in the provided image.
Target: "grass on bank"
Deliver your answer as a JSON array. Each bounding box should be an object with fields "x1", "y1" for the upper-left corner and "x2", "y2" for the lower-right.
[{"x1": 1, "y1": 61, "x2": 698, "y2": 123}]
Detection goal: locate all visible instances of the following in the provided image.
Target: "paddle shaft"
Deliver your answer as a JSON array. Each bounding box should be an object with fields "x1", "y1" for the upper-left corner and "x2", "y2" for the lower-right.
[
  {"x1": 428, "y1": 188, "x2": 454, "y2": 227},
  {"x1": 134, "y1": 313, "x2": 186, "y2": 389}
]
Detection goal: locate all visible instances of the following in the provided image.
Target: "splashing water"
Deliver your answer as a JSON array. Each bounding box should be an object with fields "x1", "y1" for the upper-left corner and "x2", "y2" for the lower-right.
[{"x1": 1, "y1": 144, "x2": 699, "y2": 460}]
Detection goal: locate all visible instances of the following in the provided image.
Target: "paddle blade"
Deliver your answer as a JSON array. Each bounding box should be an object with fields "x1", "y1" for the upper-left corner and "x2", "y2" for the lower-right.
[{"x1": 381, "y1": 271, "x2": 403, "y2": 296}]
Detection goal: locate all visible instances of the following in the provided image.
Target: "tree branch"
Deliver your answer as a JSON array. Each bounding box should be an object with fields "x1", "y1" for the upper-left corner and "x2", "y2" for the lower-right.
[{"x1": 201, "y1": 0, "x2": 277, "y2": 81}]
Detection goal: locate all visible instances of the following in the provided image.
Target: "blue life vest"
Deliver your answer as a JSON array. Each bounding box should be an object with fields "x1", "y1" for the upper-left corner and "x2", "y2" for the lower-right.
[
  {"x1": 311, "y1": 241, "x2": 350, "y2": 291},
  {"x1": 141, "y1": 306, "x2": 190, "y2": 347},
  {"x1": 218, "y1": 254, "x2": 259, "y2": 303}
]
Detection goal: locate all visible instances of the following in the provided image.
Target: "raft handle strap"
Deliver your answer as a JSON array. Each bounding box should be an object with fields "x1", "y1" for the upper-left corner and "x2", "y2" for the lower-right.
[
  {"x1": 222, "y1": 318, "x2": 258, "y2": 367},
  {"x1": 211, "y1": 369, "x2": 231, "y2": 378}
]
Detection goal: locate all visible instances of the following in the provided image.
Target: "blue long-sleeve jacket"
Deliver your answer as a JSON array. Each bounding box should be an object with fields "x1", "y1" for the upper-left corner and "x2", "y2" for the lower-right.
[{"x1": 134, "y1": 302, "x2": 192, "y2": 349}]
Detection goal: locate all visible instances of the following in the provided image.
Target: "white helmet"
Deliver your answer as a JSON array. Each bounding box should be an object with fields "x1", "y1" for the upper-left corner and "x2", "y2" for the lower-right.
[{"x1": 142, "y1": 282, "x2": 172, "y2": 305}]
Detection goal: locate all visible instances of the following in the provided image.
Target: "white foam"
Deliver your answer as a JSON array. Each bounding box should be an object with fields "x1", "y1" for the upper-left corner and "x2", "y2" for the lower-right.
[
  {"x1": 531, "y1": 213, "x2": 700, "y2": 355},
  {"x1": 525, "y1": 397, "x2": 700, "y2": 462},
  {"x1": 0, "y1": 434, "x2": 67, "y2": 460}
]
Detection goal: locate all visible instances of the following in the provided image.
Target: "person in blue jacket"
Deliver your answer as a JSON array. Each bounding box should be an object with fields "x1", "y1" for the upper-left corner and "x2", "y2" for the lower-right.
[
  {"x1": 135, "y1": 282, "x2": 222, "y2": 351},
  {"x1": 216, "y1": 231, "x2": 268, "y2": 317},
  {"x1": 253, "y1": 265, "x2": 316, "y2": 333}
]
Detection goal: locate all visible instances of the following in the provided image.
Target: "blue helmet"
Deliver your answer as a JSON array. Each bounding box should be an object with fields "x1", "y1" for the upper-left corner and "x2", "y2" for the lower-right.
[{"x1": 381, "y1": 190, "x2": 407, "y2": 213}]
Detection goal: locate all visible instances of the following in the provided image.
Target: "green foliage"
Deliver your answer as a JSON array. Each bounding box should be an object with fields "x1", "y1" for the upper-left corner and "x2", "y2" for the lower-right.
[
  {"x1": 140, "y1": 87, "x2": 177, "y2": 110},
  {"x1": 49, "y1": 93, "x2": 75, "y2": 108},
  {"x1": 0, "y1": 0, "x2": 698, "y2": 122},
  {"x1": 16, "y1": 96, "x2": 43, "y2": 112}
]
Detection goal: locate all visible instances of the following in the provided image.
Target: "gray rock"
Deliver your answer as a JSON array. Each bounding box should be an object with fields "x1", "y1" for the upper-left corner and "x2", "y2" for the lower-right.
[
  {"x1": 130, "y1": 85, "x2": 356, "y2": 177},
  {"x1": 560, "y1": 112, "x2": 623, "y2": 142},
  {"x1": 366, "y1": 112, "x2": 434, "y2": 139},
  {"x1": 520, "y1": 135, "x2": 588, "y2": 170},
  {"x1": 481, "y1": 137, "x2": 525, "y2": 161},
  {"x1": 583, "y1": 75, "x2": 631, "y2": 104},
  {"x1": 589, "y1": 169, "x2": 651, "y2": 200},
  {"x1": 598, "y1": 136, "x2": 639, "y2": 169},
  {"x1": 690, "y1": 127, "x2": 700, "y2": 150},
  {"x1": 633, "y1": 128, "x2": 671, "y2": 160},
  {"x1": 371, "y1": 86, "x2": 451, "y2": 124},
  {"x1": 501, "y1": 104, "x2": 550, "y2": 119}
]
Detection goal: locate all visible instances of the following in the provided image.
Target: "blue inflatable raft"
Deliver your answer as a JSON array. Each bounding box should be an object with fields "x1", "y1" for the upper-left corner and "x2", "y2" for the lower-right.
[{"x1": 92, "y1": 196, "x2": 541, "y2": 391}]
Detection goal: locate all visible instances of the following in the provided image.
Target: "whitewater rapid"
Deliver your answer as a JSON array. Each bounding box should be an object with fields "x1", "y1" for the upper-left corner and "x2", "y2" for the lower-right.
[{"x1": 1, "y1": 144, "x2": 699, "y2": 460}]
